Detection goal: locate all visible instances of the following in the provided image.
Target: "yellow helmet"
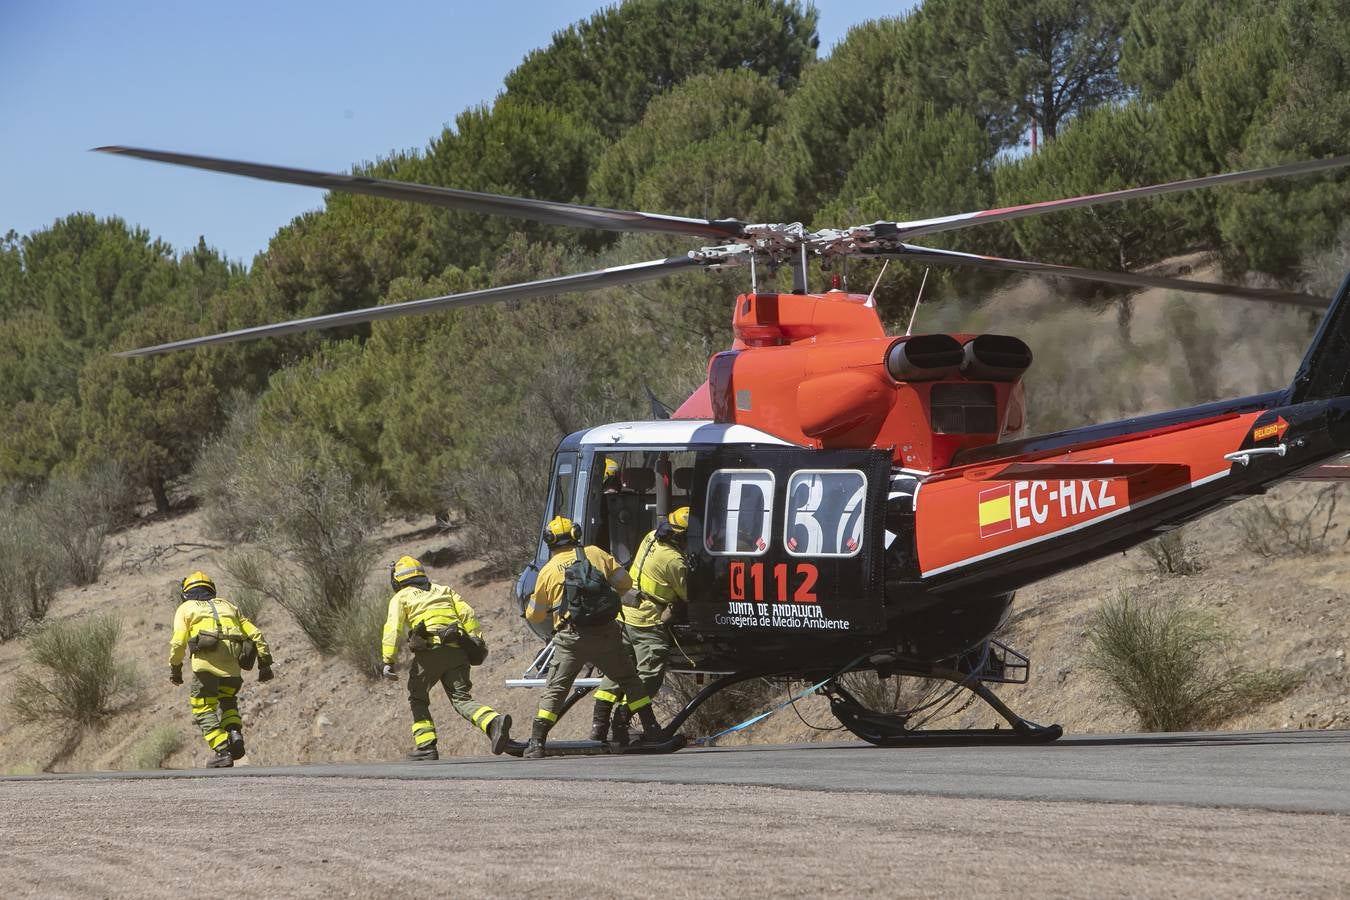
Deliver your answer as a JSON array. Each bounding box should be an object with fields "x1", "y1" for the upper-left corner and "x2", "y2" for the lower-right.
[
  {"x1": 604, "y1": 457, "x2": 620, "y2": 480},
  {"x1": 181, "y1": 571, "x2": 216, "y2": 599},
  {"x1": 543, "y1": 515, "x2": 582, "y2": 547},
  {"x1": 657, "y1": 507, "x2": 690, "y2": 542},
  {"x1": 389, "y1": 555, "x2": 427, "y2": 589}
]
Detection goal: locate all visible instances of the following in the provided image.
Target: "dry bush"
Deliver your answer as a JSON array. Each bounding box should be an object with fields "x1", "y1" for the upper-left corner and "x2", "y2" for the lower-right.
[
  {"x1": 1235, "y1": 484, "x2": 1344, "y2": 558},
  {"x1": 1140, "y1": 528, "x2": 1203, "y2": 576},
  {"x1": 27, "y1": 462, "x2": 136, "y2": 587},
  {"x1": 217, "y1": 550, "x2": 272, "y2": 624},
  {"x1": 328, "y1": 593, "x2": 389, "y2": 680},
  {"x1": 656, "y1": 673, "x2": 781, "y2": 738},
  {"x1": 126, "y1": 725, "x2": 183, "y2": 770},
  {"x1": 1085, "y1": 595, "x2": 1300, "y2": 732},
  {"x1": 192, "y1": 394, "x2": 265, "y2": 542},
  {"x1": 216, "y1": 452, "x2": 385, "y2": 654},
  {"x1": 0, "y1": 506, "x2": 62, "y2": 640},
  {"x1": 835, "y1": 671, "x2": 954, "y2": 719},
  {"x1": 449, "y1": 426, "x2": 552, "y2": 577},
  {"x1": 10, "y1": 613, "x2": 141, "y2": 729}
]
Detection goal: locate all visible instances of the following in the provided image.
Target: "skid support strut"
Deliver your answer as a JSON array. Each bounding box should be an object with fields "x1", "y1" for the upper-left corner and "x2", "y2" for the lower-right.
[{"x1": 825, "y1": 674, "x2": 1062, "y2": 746}]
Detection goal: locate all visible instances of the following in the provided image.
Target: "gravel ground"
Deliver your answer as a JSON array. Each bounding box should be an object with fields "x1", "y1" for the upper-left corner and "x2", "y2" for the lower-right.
[{"x1": 2, "y1": 776, "x2": 1347, "y2": 898}]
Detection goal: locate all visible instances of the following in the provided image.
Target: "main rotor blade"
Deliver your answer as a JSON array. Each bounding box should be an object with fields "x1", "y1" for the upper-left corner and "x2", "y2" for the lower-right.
[
  {"x1": 95, "y1": 146, "x2": 746, "y2": 240},
  {"x1": 883, "y1": 155, "x2": 1350, "y2": 241},
  {"x1": 116, "y1": 255, "x2": 706, "y2": 358},
  {"x1": 873, "y1": 244, "x2": 1329, "y2": 308}
]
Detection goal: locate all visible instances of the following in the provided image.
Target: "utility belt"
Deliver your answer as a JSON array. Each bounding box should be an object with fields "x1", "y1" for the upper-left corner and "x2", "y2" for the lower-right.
[
  {"x1": 408, "y1": 621, "x2": 487, "y2": 665},
  {"x1": 188, "y1": 631, "x2": 259, "y2": 670},
  {"x1": 622, "y1": 589, "x2": 678, "y2": 624}
]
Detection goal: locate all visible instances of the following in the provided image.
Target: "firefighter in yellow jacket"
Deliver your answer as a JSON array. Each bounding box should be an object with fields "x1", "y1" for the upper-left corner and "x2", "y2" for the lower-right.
[
  {"x1": 523, "y1": 516, "x2": 664, "y2": 759},
  {"x1": 592, "y1": 506, "x2": 690, "y2": 745},
  {"x1": 381, "y1": 556, "x2": 511, "y2": 759},
  {"x1": 169, "y1": 571, "x2": 273, "y2": 768}
]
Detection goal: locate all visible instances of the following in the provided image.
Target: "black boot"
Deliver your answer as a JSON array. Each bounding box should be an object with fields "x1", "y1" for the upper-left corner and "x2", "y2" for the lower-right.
[
  {"x1": 636, "y1": 704, "x2": 664, "y2": 743},
  {"x1": 589, "y1": 699, "x2": 613, "y2": 742},
  {"x1": 522, "y1": 718, "x2": 550, "y2": 760},
  {"x1": 488, "y1": 713, "x2": 512, "y2": 755},
  {"x1": 207, "y1": 746, "x2": 234, "y2": 768},
  {"x1": 408, "y1": 742, "x2": 439, "y2": 761},
  {"x1": 227, "y1": 728, "x2": 246, "y2": 760},
  {"x1": 610, "y1": 704, "x2": 632, "y2": 747}
]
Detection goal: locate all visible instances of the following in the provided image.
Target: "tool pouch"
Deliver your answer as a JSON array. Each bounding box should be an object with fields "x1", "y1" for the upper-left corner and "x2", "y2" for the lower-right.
[
  {"x1": 238, "y1": 639, "x2": 258, "y2": 671},
  {"x1": 191, "y1": 630, "x2": 221, "y2": 652},
  {"x1": 407, "y1": 622, "x2": 431, "y2": 652},
  {"x1": 462, "y1": 634, "x2": 488, "y2": 666}
]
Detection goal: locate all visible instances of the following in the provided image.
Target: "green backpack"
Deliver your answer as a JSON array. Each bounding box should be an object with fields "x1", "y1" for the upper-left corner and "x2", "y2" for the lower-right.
[{"x1": 561, "y1": 548, "x2": 621, "y2": 626}]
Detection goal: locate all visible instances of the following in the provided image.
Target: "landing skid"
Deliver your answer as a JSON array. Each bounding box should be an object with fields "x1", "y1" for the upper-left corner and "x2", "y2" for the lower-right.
[
  {"x1": 826, "y1": 679, "x2": 1062, "y2": 746},
  {"x1": 501, "y1": 734, "x2": 688, "y2": 758}
]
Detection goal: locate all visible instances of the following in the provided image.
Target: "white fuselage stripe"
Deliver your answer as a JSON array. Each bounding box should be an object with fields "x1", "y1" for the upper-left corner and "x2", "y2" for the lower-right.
[{"x1": 920, "y1": 468, "x2": 1231, "y2": 578}]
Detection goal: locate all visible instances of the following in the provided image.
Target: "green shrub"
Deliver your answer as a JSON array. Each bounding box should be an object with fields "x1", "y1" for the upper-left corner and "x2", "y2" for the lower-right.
[
  {"x1": 10, "y1": 613, "x2": 141, "y2": 728},
  {"x1": 1085, "y1": 595, "x2": 1300, "y2": 732},
  {"x1": 126, "y1": 725, "x2": 182, "y2": 770}
]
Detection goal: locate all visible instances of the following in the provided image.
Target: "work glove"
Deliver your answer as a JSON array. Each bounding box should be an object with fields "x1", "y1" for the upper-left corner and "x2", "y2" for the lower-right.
[
  {"x1": 257, "y1": 662, "x2": 275, "y2": 683},
  {"x1": 169, "y1": 665, "x2": 183, "y2": 685},
  {"x1": 442, "y1": 622, "x2": 463, "y2": 640},
  {"x1": 382, "y1": 663, "x2": 398, "y2": 680}
]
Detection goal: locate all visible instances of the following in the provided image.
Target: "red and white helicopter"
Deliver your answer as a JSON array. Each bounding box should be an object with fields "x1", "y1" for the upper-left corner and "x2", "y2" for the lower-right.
[{"x1": 101, "y1": 145, "x2": 1350, "y2": 750}]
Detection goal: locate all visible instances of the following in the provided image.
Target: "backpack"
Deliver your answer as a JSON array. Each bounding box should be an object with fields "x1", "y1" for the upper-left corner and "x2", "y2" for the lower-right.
[{"x1": 560, "y1": 547, "x2": 621, "y2": 627}]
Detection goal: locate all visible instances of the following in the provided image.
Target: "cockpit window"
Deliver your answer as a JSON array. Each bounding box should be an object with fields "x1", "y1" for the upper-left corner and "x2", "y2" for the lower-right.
[{"x1": 704, "y1": 469, "x2": 774, "y2": 556}]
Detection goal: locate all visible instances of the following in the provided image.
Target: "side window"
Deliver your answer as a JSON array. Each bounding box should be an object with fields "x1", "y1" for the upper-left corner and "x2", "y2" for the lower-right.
[
  {"x1": 550, "y1": 457, "x2": 576, "y2": 519},
  {"x1": 784, "y1": 470, "x2": 867, "y2": 557},
  {"x1": 704, "y1": 469, "x2": 775, "y2": 556}
]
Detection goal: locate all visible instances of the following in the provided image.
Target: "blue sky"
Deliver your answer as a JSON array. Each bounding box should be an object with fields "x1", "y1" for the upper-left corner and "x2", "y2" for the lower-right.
[{"x1": 1, "y1": 1, "x2": 918, "y2": 265}]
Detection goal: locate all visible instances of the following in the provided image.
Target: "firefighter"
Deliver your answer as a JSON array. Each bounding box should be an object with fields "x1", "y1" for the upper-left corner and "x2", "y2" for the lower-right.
[
  {"x1": 592, "y1": 506, "x2": 689, "y2": 745},
  {"x1": 523, "y1": 516, "x2": 664, "y2": 759},
  {"x1": 168, "y1": 571, "x2": 273, "y2": 768},
  {"x1": 381, "y1": 555, "x2": 511, "y2": 760}
]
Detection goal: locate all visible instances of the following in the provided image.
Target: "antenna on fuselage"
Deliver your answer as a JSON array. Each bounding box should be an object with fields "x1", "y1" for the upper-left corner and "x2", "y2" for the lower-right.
[
  {"x1": 905, "y1": 268, "x2": 930, "y2": 335},
  {"x1": 864, "y1": 260, "x2": 890, "y2": 309}
]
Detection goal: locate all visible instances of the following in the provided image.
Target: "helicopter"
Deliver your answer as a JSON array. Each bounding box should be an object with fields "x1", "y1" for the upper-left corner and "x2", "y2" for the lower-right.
[{"x1": 98, "y1": 144, "x2": 1350, "y2": 753}]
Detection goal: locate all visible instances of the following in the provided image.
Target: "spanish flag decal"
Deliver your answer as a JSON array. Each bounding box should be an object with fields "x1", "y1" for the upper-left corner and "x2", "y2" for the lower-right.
[{"x1": 978, "y1": 485, "x2": 1013, "y2": 538}]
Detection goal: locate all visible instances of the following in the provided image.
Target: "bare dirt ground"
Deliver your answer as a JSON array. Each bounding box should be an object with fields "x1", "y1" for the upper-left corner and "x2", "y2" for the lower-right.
[{"x1": 2, "y1": 776, "x2": 1347, "y2": 898}]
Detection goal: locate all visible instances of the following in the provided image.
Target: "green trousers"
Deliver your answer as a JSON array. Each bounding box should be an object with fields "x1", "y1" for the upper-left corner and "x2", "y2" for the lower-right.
[
  {"x1": 595, "y1": 622, "x2": 671, "y2": 706},
  {"x1": 407, "y1": 645, "x2": 501, "y2": 748},
  {"x1": 190, "y1": 670, "x2": 243, "y2": 751},
  {"x1": 535, "y1": 621, "x2": 651, "y2": 726}
]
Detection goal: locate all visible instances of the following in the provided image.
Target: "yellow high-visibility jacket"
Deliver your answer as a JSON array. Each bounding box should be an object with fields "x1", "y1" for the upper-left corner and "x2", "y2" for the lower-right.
[
  {"x1": 620, "y1": 531, "x2": 688, "y2": 628},
  {"x1": 526, "y1": 545, "x2": 632, "y2": 631},
  {"x1": 382, "y1": 583, "x2": 481, "y2": 665},
  {"x1": 169, "y1": 597, "x2": 270, "y2": 677}
]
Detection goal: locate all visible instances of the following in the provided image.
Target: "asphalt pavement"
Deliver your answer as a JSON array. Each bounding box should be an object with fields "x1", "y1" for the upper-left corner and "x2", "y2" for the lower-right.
[{"x1": 9, "y1": 729, "x2": 1349, "y2": 814}]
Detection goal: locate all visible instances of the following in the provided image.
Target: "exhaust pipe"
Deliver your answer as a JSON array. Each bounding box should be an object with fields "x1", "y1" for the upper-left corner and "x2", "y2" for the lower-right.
[
  {"x1": 886, "y1": 334, "x2": 963, "y2": 382},
  {"x1": 961, "y1": 334, "x2": 1032, "y2": 381}
]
